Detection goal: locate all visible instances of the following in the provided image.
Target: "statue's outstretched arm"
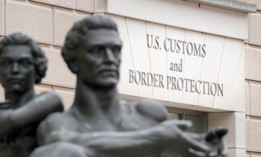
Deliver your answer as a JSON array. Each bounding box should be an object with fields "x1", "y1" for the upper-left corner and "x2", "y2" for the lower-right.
[
  {"x1": 37, "y1": 115, "x2": 211, "y2": 157},
  {"x1": 0, "y1": 92, "x2": 63, "y2": 137}
]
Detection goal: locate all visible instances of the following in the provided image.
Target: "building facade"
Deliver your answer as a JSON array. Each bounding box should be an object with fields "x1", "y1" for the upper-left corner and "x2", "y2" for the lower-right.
[{"x1": 0, "y1": 0, "x2": 260, "y2": 157}]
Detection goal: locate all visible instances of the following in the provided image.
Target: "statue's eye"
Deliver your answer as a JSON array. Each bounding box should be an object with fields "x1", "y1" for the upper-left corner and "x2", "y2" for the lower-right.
[
  {"x1": 111, "y1": 46, "x2": 121, "y2": 52},
  {"x1": 19, "y1": 59, "x2": 33, "y2": 67},
  {"x1": 0, "y1": 60, "x2": 11, "y2": 68},
  {"x1": 87, "y1": 46, "x2": 104, "y2": 57},
  {"x1": 111, "y1": 46, "x2": 121, "y2": 57}
]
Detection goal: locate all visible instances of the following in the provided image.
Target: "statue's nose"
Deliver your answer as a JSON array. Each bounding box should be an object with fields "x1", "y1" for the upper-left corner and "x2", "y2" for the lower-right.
[
  {"x1": 11, "y1": 62, "x2": 19, "y2": 74},
  {"x1": 104, "y1": 48, "x2": 115, "y2": 62}
]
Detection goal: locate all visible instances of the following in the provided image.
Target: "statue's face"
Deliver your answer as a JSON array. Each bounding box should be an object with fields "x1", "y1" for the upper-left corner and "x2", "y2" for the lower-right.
[
  {"x1": 0, "y1": 45, "x2": 35, "y2": 94},
  {"x1": 76, "y1": 28, "x2": 122, "y2": 88}
]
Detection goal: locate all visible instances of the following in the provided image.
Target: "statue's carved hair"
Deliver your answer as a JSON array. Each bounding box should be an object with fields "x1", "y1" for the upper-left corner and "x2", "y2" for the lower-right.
[
  {"x1": 0, "y1": 32, "x2": 47, "y2": 84},
  {"x1": 62, "y1": 15, "x2": 118, "y2": 73}
]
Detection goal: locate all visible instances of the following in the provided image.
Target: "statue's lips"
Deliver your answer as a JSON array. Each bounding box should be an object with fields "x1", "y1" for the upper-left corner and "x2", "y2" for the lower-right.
[
  {"x1": 7, "y1": 78, "x2": 24, "y2": 84},
  {"x1": 98, "y1": 69, "x2": 118, "y2": 76}
]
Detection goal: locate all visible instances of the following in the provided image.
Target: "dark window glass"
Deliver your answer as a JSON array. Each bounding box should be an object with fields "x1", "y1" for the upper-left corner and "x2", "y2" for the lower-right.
[{"x1": 167, "y1": 107, "x2": 207, "y2": 134}]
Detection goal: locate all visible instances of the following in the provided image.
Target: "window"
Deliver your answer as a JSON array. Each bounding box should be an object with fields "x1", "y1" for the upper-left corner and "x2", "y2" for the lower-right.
[{"x1": 167, "y1": 107, "x2": 207, "y2": 134}]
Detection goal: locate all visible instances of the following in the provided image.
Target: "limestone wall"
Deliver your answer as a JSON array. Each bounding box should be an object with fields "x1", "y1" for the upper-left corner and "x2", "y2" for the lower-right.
[
  {"x1": 240, "y1": 0, "x2": 261, "y2": 156},
  {"x1": 0, "y1": 0, "x2": 94, "y2": 109},
  {"x1": 0, "y1": 1, "x2": 260, "y2": 157}
]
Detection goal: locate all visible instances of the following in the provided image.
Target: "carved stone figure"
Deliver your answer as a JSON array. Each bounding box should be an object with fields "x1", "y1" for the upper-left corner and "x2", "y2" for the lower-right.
[
  {"x1": 30, "y1": 15, "x2": 228, "y2": 157},
  {"x1": 0, "y1": 33, "x2": 64, "y2": 157}
]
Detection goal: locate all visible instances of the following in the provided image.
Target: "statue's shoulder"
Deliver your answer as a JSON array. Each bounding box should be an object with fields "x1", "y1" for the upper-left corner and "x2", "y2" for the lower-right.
[
  {"x1": 37, "y1": 91, "x2": 55, "y2": 96},
  {"x1": 39, "y1": 110, "x2": 78, "y2": 132},
  {"x1": 134, "y1": 99, "x2": 167, "y2": 122},
  {"x1": 37, "y1": 91, "x2": 63, "y2": 104},
  {"x1": 37, "y1": 110, "x2": 78, "y2": 145},
  {"x1": 44, "y1": 112, "x2": 67, "y2": 122}
]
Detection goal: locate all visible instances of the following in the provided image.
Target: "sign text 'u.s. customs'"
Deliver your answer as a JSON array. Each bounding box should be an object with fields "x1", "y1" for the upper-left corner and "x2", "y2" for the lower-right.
[{"x1": 128, "y1": 34, "x2": 224, "y2": 97}]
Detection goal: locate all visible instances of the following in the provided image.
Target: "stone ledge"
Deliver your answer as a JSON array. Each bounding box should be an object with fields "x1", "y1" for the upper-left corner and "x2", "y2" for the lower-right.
[
  {"x1": 238, "y1": 0, "x2": 261, "y2": 11},
  {"x1": 250, "y1": 152, "x2": 261, "y2": 157},
  {"x1": 184, "y1": 0, "x2": 256, "y2": 13}
]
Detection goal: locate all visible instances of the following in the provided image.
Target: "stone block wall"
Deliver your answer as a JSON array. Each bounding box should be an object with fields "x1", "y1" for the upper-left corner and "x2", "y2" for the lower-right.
[
  {"x1": 0, "y1": 0, "x2": 93, "y2": 109},
  {"x1": 241, "y1": 0, "x2": 261, "y2": 156},
  {"x1": 0, "y1": 1, "x2": 261, "y2": 157}
]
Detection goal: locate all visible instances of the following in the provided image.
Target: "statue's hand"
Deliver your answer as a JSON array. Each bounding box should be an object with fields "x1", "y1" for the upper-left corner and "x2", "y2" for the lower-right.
[
  {"x1": 204, "y1": 128, "x2": 228, "y2": 157},
  {"x1": 188, "y1": 127, "x2": 228, "y2": 157},
  {"x1": 159, "y1": 120, "x2": 211, "y2": 157}
]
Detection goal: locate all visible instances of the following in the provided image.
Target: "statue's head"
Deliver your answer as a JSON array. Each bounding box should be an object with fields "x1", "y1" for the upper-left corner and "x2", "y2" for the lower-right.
[
  {"x1": 62, "y1": 15, "x2": 122, "y2": 89},
  {"x1": 0, "y1": 33, "x2": 47, "y2": 94}
]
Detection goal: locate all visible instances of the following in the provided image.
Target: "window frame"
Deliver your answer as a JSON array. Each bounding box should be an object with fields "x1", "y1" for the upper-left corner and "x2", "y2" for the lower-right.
[{"x1": 166, "y1": 107, "x2": 208, "y2": 133}]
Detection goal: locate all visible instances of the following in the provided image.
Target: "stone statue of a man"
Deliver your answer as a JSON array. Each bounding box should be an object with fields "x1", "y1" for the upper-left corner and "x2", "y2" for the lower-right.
[
  {"x1": 0, "y1": 33, "x2": 64, "y2": 157},
  {"x1": 30, "y1": 15, "x2": 228, "y2": 157}
]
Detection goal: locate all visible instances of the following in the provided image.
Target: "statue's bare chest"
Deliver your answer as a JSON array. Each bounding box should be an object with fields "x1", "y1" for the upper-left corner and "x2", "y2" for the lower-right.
[{"x1": 72, "y1": 104, "x2": 160, "y2": 133}]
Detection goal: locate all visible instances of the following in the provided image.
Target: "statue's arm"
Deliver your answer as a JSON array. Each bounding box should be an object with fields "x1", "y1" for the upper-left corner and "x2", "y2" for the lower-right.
[
  {"x1": 135, "y1": 99, "x2": 168, "y2": 122},
  {"x1": 38, "y1": 114, "x2": 210, "y2": 157},
  {"x1": 0, "y1": 92, "x2": 63, "y2": 136}
]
